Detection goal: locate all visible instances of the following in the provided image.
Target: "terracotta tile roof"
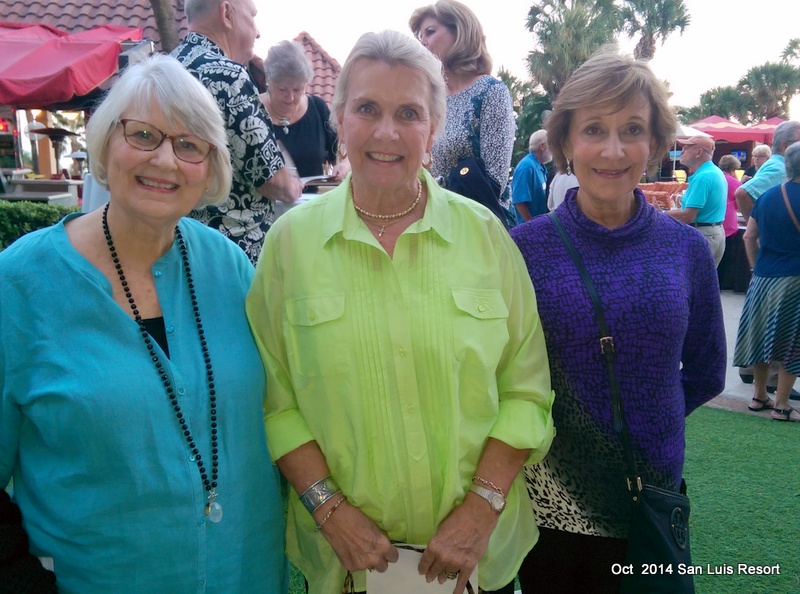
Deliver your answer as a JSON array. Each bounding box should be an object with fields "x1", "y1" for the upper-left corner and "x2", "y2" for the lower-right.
[
  {"x1": 294, "y1": 31, "x2": 341, "y2": 106},
  {"x1": 0, "y1": 0, "x2": 188, "y2": 52}
]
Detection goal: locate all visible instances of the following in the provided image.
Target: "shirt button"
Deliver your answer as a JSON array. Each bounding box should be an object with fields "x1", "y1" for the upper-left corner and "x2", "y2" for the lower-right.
[
  {"x1": 198, "y1": 579, "x2": 206, "y2": 587},
  {"x1": 178, "y1": 387, "x2": 186, "y2": 395},
  {"x1": 407, "y1": 405, "x2": 415, "y2": 413},
  {"x1": 197, "y1": 519, "x2": 205, "y2": 527},
  {"x1": 189, "y1": 453, "x2": 197, "y2": 462},
  {"x1": 154, "y1": 271, "x2": 162, "y2": 278},
  {"x1": 478, "y1": 304, "x2": 487, "y2": 313},
  {"x1": 166, "y1": 325, "x2": 174, "y2": 333},
  {"x1": 398, "y1": 348, "x2": 406, "y2": 357}
]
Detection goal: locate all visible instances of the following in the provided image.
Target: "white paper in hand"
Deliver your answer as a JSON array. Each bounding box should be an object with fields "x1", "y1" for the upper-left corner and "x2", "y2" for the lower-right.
[{"x1": 366, "y1": 545, "x2": 477, "y2": 593}]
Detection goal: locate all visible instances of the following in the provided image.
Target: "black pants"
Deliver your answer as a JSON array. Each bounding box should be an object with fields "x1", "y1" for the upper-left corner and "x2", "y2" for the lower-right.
[{"x1": 517, "y1": 527, "x2": 628, "y2": 594}]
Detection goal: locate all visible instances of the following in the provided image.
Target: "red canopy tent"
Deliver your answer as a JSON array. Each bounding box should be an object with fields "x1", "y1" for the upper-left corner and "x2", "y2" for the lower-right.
[
  {"x1": 0, "y1": 22, "x2": 143, "y2": 109},
  {"x1": 688, "y1": 115, "x2": 768, "y2": 144},
  {"x1": 747, "y1": 117, "x2": 786, "y2": 145}
]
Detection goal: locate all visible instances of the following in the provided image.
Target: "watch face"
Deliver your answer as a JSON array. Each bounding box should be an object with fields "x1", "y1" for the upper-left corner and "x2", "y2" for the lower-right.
[{"x1": 490, "y1": 493, "x2": 506, "y2": 512}]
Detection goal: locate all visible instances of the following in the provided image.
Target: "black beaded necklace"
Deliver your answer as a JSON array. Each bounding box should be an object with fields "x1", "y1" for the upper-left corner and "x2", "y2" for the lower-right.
[{"x1": 102, "y1": 203, "x2": 223, "y2": 522}]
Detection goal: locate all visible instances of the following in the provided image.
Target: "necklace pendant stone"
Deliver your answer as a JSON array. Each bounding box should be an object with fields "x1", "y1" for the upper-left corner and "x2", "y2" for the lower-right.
[{"x1": 206, "y1": 501, "x2": 223, "y2": 523}]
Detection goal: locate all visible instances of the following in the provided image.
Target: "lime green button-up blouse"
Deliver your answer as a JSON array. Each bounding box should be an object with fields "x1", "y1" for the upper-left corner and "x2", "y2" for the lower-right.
[{"x1": 247, "y1": 171, "x2": 554, "y2": 593}]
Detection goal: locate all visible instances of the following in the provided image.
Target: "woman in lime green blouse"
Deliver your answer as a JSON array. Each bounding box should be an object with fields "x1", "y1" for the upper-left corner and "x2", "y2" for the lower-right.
[{"x1": 246, "y1": 30, "x2": 554, "y2": 594}]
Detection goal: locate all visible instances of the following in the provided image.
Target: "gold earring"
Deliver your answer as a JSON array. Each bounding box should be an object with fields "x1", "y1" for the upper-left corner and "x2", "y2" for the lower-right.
[
  {"x1": 337, "y1": 143, "x2": 347, "y2": 160},
  {"x1": 565, "y1": 159, "x2": 572, "y2": 176},
  {"x1": 422, "y1": 152, "x2": 433, "y2": 170}
]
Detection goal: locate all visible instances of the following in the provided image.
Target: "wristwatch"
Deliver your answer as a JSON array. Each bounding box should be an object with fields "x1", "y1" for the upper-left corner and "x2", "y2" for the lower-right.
[{"x1": 469, "y1": 484, "x2": 507, "y2": 513}]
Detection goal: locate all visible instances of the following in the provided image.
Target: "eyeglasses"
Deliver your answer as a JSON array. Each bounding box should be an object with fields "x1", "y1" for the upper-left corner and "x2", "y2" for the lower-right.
[{"x1": 119, "y1": 119, "x2": 215, "y2": 164}]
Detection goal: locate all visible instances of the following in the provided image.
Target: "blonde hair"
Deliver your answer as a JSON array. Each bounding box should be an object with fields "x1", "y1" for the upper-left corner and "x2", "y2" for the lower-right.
[
  {"x1": 409, "y1": 0, "x2": 492, "y2": 76},
  {"x1": 546, "y1": 50, "x2": 676, "y2": 174}
]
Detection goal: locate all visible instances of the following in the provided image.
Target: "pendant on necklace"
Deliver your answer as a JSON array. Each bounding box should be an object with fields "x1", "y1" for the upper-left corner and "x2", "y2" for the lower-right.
[
  {"x1": 378, "y1": 225, "x2": 386, "y2": 237},
  {"x1": 205, "y1": 490, "x2": 223, "y2": 523},
  {"x1": 280, "y1": 118, "x2": 290, "y2": 134}
]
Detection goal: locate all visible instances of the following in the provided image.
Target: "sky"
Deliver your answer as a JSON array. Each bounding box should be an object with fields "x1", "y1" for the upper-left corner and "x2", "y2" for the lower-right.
[{"x1": 253, "y1": 0, "x2": 800, "y2": 120}]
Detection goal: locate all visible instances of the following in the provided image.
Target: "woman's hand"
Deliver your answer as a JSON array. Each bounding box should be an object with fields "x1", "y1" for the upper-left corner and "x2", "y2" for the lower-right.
[
  {"x1": 418, "y1": 493, "x2": 498, "y2": 594},
  {"x1": 331, "y1": 159, "x2": 351, "y2": 181},
  {"x1": 316, "y1": 499, "x2": 399, "y2": 572}
]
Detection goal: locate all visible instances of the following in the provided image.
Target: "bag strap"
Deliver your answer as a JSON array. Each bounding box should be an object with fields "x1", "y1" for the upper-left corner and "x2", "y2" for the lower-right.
[
  {"x1": 781, "y1": 183, "x2": 800, "y2": 233},
  {"x1": 547, "y1": 212, "x2": 642, "y2": 493}
]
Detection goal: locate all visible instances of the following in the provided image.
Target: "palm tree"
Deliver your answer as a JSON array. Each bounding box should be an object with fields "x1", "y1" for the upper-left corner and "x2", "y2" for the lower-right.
[
  {"x1": 619, "y1": 0, "x2": 690, "y2": 61},
  {"x1": 781, "y1": 38, "x2": 800, "y2": 64},
  {"x1": 498, "y1": 68, "x2": 551, "y2": 164},
  {"x1": 526, "y1": 0, "x2": 619, "y2": 99},
  {"x1": 737, "y1": 62, "x2": 800, "y2": 120},
  {"x1": 149, "y1": 0, "x2": 180, "y2": 52},
  {"x1": 696, "y1": 86, "x2": 754, "y2": 124}
]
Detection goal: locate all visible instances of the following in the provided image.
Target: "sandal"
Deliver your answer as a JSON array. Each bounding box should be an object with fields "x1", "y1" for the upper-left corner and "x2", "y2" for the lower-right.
[
  {"x1": 771, "y1": 407, "x2": 800, "y2": 422},
  {"x1": 748, "y1": 397, "x2": 775, "y2": 411}
]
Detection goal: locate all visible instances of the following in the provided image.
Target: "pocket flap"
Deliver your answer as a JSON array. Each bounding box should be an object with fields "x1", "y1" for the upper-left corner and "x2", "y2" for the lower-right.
[
  {"x1": 286, "y1": 294, "x2": 345, "y2": 326},
  {"x1": 451, "y1": 288, "x2": 508, "y2": 319}
]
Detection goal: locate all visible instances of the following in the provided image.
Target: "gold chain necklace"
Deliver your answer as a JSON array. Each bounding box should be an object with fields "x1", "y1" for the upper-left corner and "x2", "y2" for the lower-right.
[
  {"x1": 351, "y1": 179, "x2": 422, "y2": 221},
  {"x1": 361, "y1": 209, "x2": 417, "y2": 237}
]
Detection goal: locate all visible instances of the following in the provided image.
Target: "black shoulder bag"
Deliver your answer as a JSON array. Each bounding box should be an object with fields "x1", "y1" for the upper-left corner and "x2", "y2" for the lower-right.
[{"x1": 548, "y1": 212, "x2": 695, "y2": 593}]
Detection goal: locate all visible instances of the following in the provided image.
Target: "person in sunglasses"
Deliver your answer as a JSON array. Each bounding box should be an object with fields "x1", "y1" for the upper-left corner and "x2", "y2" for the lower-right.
[{"x1": 0, "y1": 55, "x2": 286, "y2": 593}]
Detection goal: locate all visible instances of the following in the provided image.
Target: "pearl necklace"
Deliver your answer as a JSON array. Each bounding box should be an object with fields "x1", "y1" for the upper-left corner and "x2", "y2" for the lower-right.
[
  {"x1": 351, "y1": 178, "x2": 422, "y2": 221},
  {"x1": 102, "y1": 203, "x2": 223, "y2": 523}
]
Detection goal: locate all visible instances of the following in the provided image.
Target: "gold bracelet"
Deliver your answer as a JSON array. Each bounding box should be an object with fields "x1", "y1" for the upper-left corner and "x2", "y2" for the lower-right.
[
  {"x1": 472, "y1": 475, "x2": 505, "y2": 496},
  {"x1": 315, "y1": 495, "x2": 347, "y2": 531}
]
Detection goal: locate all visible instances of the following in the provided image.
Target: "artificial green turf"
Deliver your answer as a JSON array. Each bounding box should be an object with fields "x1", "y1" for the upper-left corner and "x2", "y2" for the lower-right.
[
  {"x1": 289, "y1": 406, "x2": 799, "y2": 594},
  {"x1": 684, "y1": 406, "x2": 800, "y2": 594}
]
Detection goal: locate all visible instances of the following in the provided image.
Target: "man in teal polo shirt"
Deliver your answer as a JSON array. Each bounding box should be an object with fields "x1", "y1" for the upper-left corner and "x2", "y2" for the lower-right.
[
  {"x1": 667, "y1": 135, "x2": 727, "y2": 266},
  {"x1": 735, "y1": 120, "x2": 800, "y2": 221}
]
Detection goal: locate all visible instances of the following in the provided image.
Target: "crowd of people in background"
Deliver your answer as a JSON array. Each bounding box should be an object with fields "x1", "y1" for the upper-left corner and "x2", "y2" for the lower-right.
[{"x1": 2, "y1": 0, "x2": 800, "y2": 592}]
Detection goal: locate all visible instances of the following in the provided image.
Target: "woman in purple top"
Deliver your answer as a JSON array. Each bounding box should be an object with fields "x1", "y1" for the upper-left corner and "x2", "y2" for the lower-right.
[{"x1": 511, "y1": 52, "x2": 726, "y2": 593}]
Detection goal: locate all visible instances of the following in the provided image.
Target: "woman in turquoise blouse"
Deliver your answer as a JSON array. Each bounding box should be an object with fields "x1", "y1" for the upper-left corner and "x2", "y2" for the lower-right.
[
  {"x1": 246, "y1": 30, "x2": 554, "y2": 594},
  {"x1": 0, "y1": 56, "x2": 286, "y2": 593}
]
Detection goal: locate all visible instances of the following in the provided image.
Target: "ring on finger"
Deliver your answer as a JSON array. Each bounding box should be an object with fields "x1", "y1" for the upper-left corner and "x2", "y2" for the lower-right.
[{"x1": 444, "y1": 571, "x2": 459, "y2": 580}]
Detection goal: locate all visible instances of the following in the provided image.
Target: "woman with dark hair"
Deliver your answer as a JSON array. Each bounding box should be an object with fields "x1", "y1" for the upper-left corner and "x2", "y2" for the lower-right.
[
  {"x1": 733, "y1": 140, "x2": 800, "y2": 422},
  {"x1": 409, "y1": 0, "x2": 515, "y2": 223},
  {"x1": 510, "y1": 50, "x2": 726, "y2": 593}
]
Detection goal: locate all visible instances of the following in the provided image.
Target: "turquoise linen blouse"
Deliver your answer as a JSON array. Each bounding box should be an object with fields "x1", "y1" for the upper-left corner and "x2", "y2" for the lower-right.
[{"x1": 0, "y1": 215, "x2": 286, "y2": 593}]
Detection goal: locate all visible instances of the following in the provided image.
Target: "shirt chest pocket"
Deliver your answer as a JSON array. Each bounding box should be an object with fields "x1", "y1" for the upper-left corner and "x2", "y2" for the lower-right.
[
  {"x1": 286, "y1": 294, "x2": 350, "y2": 377},
  {"x1": 451, "y1": 287, "x2": 509, "y2": 368}
]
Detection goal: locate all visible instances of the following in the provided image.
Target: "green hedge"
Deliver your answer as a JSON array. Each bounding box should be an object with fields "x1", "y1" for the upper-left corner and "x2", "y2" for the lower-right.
[{"x1": 0, "y1": 201, "x2": 79, "y2": 250}]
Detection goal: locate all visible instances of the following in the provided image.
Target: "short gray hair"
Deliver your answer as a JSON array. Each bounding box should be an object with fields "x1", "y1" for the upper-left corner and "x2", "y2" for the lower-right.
[
  {"x1": 785, "y1": 141, "x2": 800, "y2": 180},
  {"x1": 265, "y1": 40, "x2": 314, "y2": 84},
  {"x1": 184, "y1": 0, "x2": 220, "y2": 23},
  {"x1": 529, "y1": 129, "x2": 547, "y2": 152},
  {"x1": 772, "y1": 120, "x2": 800, "y2": 155},
  {"x1": 331, "y1": 30, "x2": 446, "y2": 139},
  {"x1": 86, "y1": 54, "x2": 231, "y2": 206},
  {"x1": 752, "y1": 144, "x2": 772, "y2": 158}
]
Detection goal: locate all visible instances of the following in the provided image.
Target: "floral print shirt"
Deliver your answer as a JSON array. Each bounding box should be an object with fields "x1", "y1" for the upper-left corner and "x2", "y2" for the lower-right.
[{"x1": 173, "y1": 33, "x2": 285, "y2": 263}]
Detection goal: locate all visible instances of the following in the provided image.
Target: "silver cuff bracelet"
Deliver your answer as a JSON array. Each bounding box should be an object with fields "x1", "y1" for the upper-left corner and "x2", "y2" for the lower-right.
[{"x1": 299, "y1": 476, "x2": 341, "y2": 514}]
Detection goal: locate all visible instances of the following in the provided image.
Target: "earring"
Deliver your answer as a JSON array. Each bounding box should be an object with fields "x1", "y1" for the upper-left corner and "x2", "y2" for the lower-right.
[
  {"x1": 422, "y1": 151, "x2": 433, "y2": 170},
  {"x1": 337, "y1": 143, "x2": 347, "y2": 160},
  {"x1": 565, "y1": 159, "x2": 572, "y2": 176}
]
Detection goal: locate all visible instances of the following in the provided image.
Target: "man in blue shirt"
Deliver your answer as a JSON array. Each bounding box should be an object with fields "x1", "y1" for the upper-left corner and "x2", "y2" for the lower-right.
[
  {"x1": 511, "y1": 130, "x2": 551, "y2": 224},
  {"x1": 735, "y1": 120, "x2": 800, "y2": 221},
  {"x1": 667, "y1": 135, "x2": 727, "y2": 266}
]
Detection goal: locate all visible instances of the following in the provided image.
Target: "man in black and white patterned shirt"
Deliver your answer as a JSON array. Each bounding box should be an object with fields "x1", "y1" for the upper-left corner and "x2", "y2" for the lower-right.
[{"x1": 173, "y1": 0, "x2": 303, "y2": 263}]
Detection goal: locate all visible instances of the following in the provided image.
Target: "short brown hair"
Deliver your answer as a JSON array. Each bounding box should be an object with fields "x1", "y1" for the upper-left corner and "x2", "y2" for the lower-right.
[
  {"x1": 718, "y1": 154, "x2": 741, "y2": 173},
  {"x1": 546, "y1": 50, "x2": 676, "y2": 175},
  {"x1": 409, "y1": 0, "x2": 492, "y2": 76}
]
